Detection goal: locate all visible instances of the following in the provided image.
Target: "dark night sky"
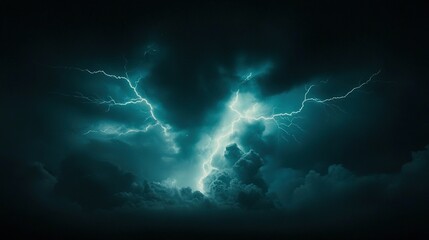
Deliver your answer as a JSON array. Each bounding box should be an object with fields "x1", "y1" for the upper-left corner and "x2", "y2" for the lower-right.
[{"x1": 1, "y1": 1, "x2": 429, "y2": 239}]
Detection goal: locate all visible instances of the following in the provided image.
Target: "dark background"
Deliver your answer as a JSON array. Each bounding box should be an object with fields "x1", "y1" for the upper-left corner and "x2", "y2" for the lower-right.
[{"x1": 1, "y1": 1, "x2": 428, "y2": 239}]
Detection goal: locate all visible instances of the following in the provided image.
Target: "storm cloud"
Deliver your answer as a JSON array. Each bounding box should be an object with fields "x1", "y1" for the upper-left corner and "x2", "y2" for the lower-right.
[{"x1": 2, "y1": 1, "x2": 429, "y2": 239}]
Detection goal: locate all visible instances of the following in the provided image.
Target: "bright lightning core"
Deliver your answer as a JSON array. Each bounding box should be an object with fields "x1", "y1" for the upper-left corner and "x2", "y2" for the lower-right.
[{"x1": 198, "y1": 71, "x2": 381, "y2": 192}]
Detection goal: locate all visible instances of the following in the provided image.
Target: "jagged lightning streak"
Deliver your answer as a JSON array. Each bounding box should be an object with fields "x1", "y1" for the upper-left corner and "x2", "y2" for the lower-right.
[
  {"x1": 198, "y1": 70, "x2": 381, "y2": 192},
  {"x1": 57, "y1": 66, "x2": 170, "y2": 136}
]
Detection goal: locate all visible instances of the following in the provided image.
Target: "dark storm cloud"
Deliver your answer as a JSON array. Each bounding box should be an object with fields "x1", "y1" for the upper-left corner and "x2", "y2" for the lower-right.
[
  {"x1": 267, "y1": 146, "x2": 429, "y2": 234},
  {"x1": 54, "y1": 154, "x2": 209, "y2": 210},
  {"x1": 132, "y1": 0, "x2": 429, "y2": 179},
  {"x1": 0, "y1": 159, "x2": 57, "y2": 208},
  {"x1": 234, "y1": 69, "x2": 429, "y2": 176},
  {"x1": 204, "y1": 144, "x2": 273, "y2": 209},
  {"x1": 2, "y1": 1, "x2": 429, "y2": 238},
  {"x1": 4, "y1": 1, "x2": 428, "y2": 169},
  {"x1": 75, "y1": 136, "x2": 180, "y2": 182},
  {"x1": 3, "y1": 145, "x2": 429, "y2": 238},
  {"x1": 55, "y1": 155, "x2": 136, "y2": 210}
]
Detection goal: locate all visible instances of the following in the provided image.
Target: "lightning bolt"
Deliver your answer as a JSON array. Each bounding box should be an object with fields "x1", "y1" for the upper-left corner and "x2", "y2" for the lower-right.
[
  {"x1": 56, "y1": 66, "x2": 170, "y2": 136},
  {"x1": 198, "y1": 70, "x2": 381, "y2": 192},
  {"x1": 54, "y1": 63, "x2": 379, "y2": 193}
]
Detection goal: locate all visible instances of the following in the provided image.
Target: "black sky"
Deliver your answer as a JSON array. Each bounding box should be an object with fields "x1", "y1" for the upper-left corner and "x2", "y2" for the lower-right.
[{"x1": 1, "y1": 1, "x2": 429, "y2": 239}]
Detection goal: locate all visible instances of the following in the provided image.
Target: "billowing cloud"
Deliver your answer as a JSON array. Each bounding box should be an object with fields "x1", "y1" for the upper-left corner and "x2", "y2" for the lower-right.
[
  {"x1": 53, "y1": 154, "x2": 211, "y2": 211},
  {"x1": 2, "y1": 1, "x2": 428, "y2": 238},
  {"x1": 2, "y1": 145, "x2": 429, "y2": 238},
  {"x1": 269, "y1": 146, "x2": 429, "y2": 224},
  {"x1": 204, "y1": 144, "x2": 274, "y2": 209}
]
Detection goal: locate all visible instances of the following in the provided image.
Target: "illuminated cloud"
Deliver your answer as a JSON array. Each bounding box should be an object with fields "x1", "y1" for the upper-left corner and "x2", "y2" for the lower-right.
[{"x1": 3, "y1": 2, "x2": 428, "y2": 238}]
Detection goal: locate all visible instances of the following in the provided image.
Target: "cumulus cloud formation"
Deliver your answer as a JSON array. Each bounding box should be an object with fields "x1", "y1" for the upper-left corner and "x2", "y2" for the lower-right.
[
  {"x1": 269, "y1": 146, "x2": 429, "y2": 223},
  {"x1": 204, "y1": 144, "x2": 274, "y2": 209},
  {"x1": 2, "y1": 145, "x2": 429, "y2": 238}
]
